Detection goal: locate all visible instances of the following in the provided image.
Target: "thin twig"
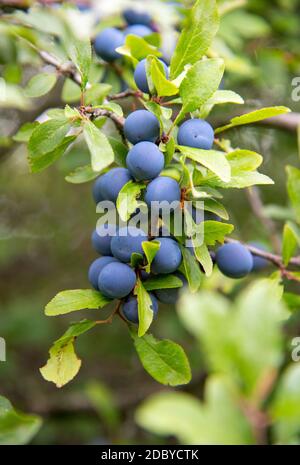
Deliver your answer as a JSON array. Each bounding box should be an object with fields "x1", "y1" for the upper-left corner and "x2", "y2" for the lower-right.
[
  {"x1": 95, "y1": 301, "x2": 121, "y2": 325},
  {"x1": 107, "y1": 89, "x2": 143, "y2": 101},
  {"x1": 84, "y1": 106, "x2": 126, "y2": 145}
]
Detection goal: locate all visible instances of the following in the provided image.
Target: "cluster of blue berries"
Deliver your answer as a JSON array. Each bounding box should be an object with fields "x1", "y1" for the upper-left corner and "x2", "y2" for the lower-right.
[
  {"x1": 88, "y1": 105, "x2": 187, "y2": 322},
  {"x1": 89, "y1": 15, "x2": 268, "y2": 323}
]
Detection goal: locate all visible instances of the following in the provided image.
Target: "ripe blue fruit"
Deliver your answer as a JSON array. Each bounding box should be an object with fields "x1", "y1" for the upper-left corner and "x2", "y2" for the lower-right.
[
  {"x1": 134, "y1": 59, "x2": 168, "y2": 94},
  {"x1": 92, "y1": 177, "x2": 104, "y2": 204},
  {"x1": 126, "y1": 141, "x2": 164, "y2": 181},
  {"x1": 93, "y1": 168, "x2": 132, "y2": 203},
  {"x1": 123, "y1": 9, "x2": 152, "y2": 26},
  {"x1": 151, "y1": 238, "x2": 182, "y2": 274},
  {"x1": 177, "y1": 119, "x2": 214, "y2": 150},
  {"x1": 91, "y1": 225, "x2": 117, "y2": 255},
  {"x1": 111, "y1": 226, "x2": 148, "y2": 263},
  {"x1": 216, "y1": 242, "x2": 253, "y2": 279},
  {"x1": 122, "y1": 293, "x2": 158, "y2": 324},
  {"x1": 124, "y1": 25, "x2": 152, "y2": 38},
  {"x1": 145, "y1": 176, "x2": 181, "y2": 207},
  {"x1": 88, "y1": 256, "x2": 118, "y2": 290},
  {"x1": 124, "y1": 110, "x2": 160, "y2": 145},
  {"x1": 98, "y1": 262, "x2": 137, "y2": 299},
  {"x1": 249, "y1": 242, "x2": 269, "y2": 271},
  {"x1": 155, "y1": 272, "x2": 187, "y2": 304},
  {"x1": 94, "y1": 28, "x2": 124, "y2": 62}
]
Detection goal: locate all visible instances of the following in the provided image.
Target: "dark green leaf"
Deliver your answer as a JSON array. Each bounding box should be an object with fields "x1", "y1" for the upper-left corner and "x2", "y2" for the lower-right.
[
  {"x1": 132, "y1": 331, "x2": 191, "y2": 386},
  {"x1": 179, "y1": 245, "x2": 202, "y2": 293},
  {"x1": 143, "y1": 274, "x2": 183, "y2": 291},
  {"x1": 170, "y1": 0, "x2": 219, "y2": 79},
  {"x1": 0, "y1": 395, "x2": 42, "y2": 445},
  {"x1": 28, "y1": 135, "x2": 75, "y2": 174}
]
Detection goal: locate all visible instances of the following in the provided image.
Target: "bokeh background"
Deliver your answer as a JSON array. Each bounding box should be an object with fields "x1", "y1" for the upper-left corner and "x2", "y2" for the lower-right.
[{"x1": 0, "y1": 0, "x2": 300, "y2": 445}]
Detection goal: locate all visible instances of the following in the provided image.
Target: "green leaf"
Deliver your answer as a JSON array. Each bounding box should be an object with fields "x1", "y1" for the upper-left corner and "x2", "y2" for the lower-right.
[
  {"x1": 28, "y1": 135, "x2": 76, "y2": 174},
  {"x1": 143, "y1": 274, "x2": 183, "y2": 292},
  {"x1": 286, "y1": 166, "x2": 300, "y2": 224},
  {"x1": 13, "y1": 122, "x2": 39, "y2": 142},
  {"x1": 177, "y1": 58, "x2": 225, "y2": 122},
  {"x1": 134, "y1": 278, "x2": 154, "y2": 337},
  {"x1": 0, "y1": 395, "x2": 42, "y2": 445},
  {"x1": 24, "y1": 72, "x2": 57, "y2": 98},
  {"x1": 269, "y1": 364, "x2": 300, "y2": 443},
  {"x1": 206, "y1": 171, "x2": 274, "y2": 189},
  {"x1": 215, "y1": 106, "x2": 291, "y2": 134},
  {"x1": 116, "y1": 35, "x2": 161, "y2": 63},
  {"x1": 40, "y1": 320, "x2": 96, "y2": 388},
  {"x1": 67, "y1": 37, "x2": 91, "y2": 89},
  {"x1": 283, "y1": 293, "x2": 300, "y2": 311},
  {"x1": 135, "y1": 376, "x2": 254, "y2": 444},
  {"x1": 227, "y1": 149, "x2": 263, "y2": 173},
  {"x1": 0, "y1": 82, "x2": 30, "y2": 110},
  {"x1": 204, "y1": 221, "x2": 234, "y2": 246},
  {"x1": 170, "y1": 0, "x2": 219, "y2": 79},
  {"x1": 194, "y1": 243, "x2": 213, "y2": 277},
  {"x1": 96, "y1": 102, "x2": 123, "y2": 117},
  {"x1": 85, "y1": 381, "x2": 120, "y2": 429},
  {"x1": 199, "y1": 90, "x2": 244, "y2": 118},
  {"x1": 130, "y1": 253, "x2": 144, "y2": 269},
  {"x1": 150, "y1": 57, "x2": 178, "y2": 97},
  {"x1": 83, "y1": 119, "x2": 114, "y2": 172},
  {"x1": 132, "y1": 331, "x2": 191, "y2": 386},
  {"x1": 144, "y1": 101, "x2": 172, "y2": 134},
  {"x1": 65, "y1": 165, "x2": 100, "y2": 184},
  {"x1": 116, "y1": 181, "x2": 146, "y2": 222},
  {"x1": 203, "y1": 199, "x2": 229, "y2": 220},
  {"x1": 178, "y1": 280, "x2": 287, "y2": 395},
  {"x1": 165, "y1": 137, "x2": 176, "y2": 165},
  {"x1": 28, "y1": 119, "x2": 70, "y2": 159},
  {"x1": 85, "y1": 83, "x2": 112, "y2": 105},
  {"x1": 142, "y1": 241, "x2": 160, "y2": 274},
  {"x1": 45, "y1": 289, "x2": 111, "y2": 316},
  {"x1": 179, "y1": 245, "x2": 202, "y2": 293},
  {"x1": 282, "y1": 222, "x2": 300, "y2": 266},
  {"x1": 108, "y1": 136, "x2": 128, "y2": 168},
  {"x1": 62, "y1": 78, "x2": 82, "y2": 103},
  {"x1": 177, "y1": 146, "x2": 231, "y2": 183}
]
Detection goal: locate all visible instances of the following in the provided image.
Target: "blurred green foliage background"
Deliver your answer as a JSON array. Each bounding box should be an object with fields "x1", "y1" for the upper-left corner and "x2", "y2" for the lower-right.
[{"x1": 0, "y1": 0, "x2": 300, "y2": 445}]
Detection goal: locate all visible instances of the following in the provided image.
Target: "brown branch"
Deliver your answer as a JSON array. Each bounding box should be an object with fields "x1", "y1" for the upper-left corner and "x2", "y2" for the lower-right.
[
  {"x1": 83, "y1": 106, "x2": 126, "y2": 144},
  {"x1": 95, "y1": 301, "x2": 122, "y2": 325},
  {"x1": 107, "y1": 89, "x2": 143, "y2": 101},
  {"x1": 39, "y1": 51, "x2": 83, "y2": 87},
  {"x1": 261, "y1": 112, "x2": 300, "y2": 133}
]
